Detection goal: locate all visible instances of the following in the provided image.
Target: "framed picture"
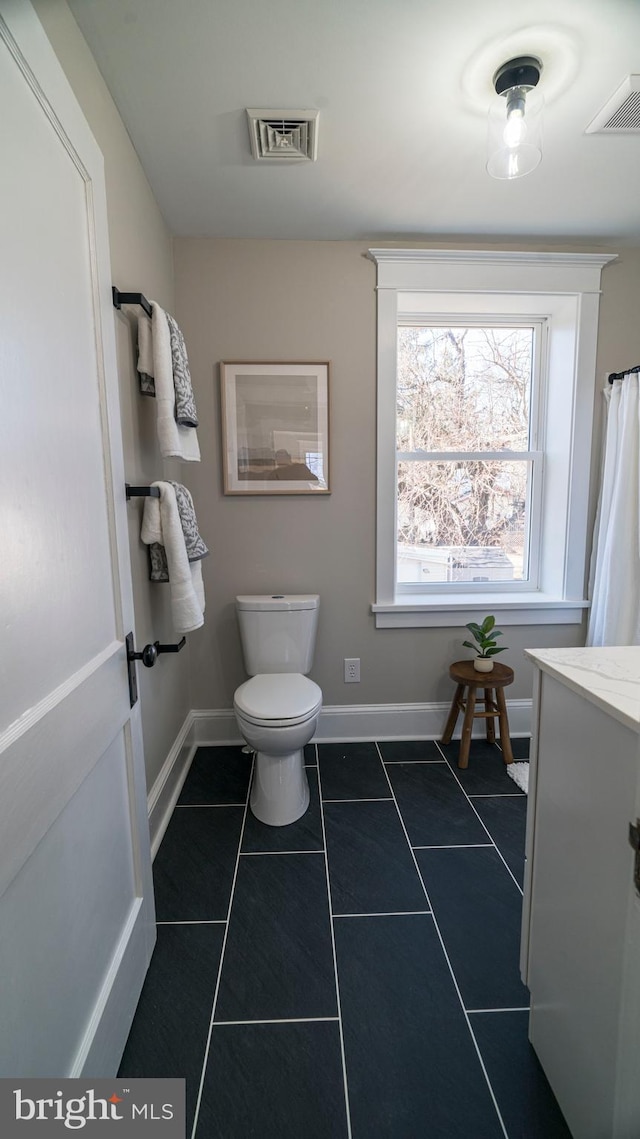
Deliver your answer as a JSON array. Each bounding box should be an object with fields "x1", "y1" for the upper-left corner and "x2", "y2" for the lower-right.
[{"x1": 220, "y1": 362, "x2": 331, "y2": 494}]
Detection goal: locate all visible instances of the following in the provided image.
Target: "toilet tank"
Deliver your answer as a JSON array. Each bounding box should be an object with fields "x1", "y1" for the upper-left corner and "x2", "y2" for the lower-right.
[{"x1": 236, "y1": 594, "x2": 320, "y2": 675}]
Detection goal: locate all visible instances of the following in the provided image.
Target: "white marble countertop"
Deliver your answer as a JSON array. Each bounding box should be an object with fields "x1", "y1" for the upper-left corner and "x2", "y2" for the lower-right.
[{"x1": 525, "y1": 646, "x2": 640, "y2": 733}]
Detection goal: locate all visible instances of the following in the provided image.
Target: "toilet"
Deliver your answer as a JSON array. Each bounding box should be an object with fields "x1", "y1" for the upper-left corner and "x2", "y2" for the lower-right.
[{"x1": 233, "y1": 594, "x2": 322, "y2": 826}]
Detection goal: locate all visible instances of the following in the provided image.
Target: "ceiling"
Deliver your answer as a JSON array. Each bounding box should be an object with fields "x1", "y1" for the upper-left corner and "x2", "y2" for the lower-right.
[{"x1": 67, "y1": 0, "x2": 640, "y2": 242}]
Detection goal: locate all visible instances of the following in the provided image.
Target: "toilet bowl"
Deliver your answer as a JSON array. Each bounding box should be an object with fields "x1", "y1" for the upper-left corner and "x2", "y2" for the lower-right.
[
  {"x1": 234, "y1": 672, "x2": 322, "y2": 826},
  {"x1": 233, "y1": 593, "x2": 322, "y2": 827}
]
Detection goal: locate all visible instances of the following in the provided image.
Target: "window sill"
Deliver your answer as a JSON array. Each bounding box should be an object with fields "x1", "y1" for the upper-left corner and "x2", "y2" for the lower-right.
[{"x1": 371, "y1": 593, "x2": 589, "y2": 628}]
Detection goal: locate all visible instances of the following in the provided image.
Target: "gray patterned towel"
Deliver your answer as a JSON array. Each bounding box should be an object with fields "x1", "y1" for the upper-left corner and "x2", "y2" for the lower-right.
[
  {"x1": 137, "y1": 312, "x2": 155, "y2": 395},
  {"x1": 137, "y1": 309, "x2": 199, "y2": 429},
  {"x1": 166, "y1": 313, "x2": 199, "y2": 427},
  {"x1": 149, "y1": 481, "x2": 208, "y2": 582}
]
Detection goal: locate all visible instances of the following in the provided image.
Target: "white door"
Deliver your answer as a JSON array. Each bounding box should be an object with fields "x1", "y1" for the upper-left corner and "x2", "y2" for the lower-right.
[{"x1": 0, "y1": 1, "x2": 155, "y2": 1076}]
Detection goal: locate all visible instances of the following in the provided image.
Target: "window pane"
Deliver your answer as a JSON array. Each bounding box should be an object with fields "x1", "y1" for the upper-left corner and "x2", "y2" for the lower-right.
[
  {"x1": 397, "y1": 326, "x2": 533, "y2": 452},
  {"x1": 397, "y1": 459, "x2": 531, "y2": 583}
]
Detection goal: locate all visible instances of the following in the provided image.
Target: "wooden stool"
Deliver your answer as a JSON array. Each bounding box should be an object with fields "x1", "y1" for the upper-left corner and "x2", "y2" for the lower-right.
[{"x1": 442, "y1": 660, "x2": 515, "y2": 769}]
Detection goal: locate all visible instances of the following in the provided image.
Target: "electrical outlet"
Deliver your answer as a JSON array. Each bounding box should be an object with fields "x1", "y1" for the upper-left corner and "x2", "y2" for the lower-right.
[{"x1": 344, "y1": 657, "x2": 360, "y2": 683}]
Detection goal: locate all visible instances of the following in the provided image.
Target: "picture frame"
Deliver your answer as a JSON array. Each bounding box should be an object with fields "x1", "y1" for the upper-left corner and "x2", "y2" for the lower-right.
[{"x1": 220, "y1": 362, "x2": 331, "y2": 495}]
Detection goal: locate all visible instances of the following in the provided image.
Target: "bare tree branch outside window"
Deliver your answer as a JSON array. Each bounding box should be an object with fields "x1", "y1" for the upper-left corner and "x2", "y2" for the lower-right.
[{"x1": 396, "y1": 326, "x2": 534, "y2": 585}]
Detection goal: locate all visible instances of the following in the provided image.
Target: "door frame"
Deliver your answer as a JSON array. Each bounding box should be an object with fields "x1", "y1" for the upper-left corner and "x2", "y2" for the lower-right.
[{"x1": 0, "y1": 0, "x2": 155, "y2": 1075}]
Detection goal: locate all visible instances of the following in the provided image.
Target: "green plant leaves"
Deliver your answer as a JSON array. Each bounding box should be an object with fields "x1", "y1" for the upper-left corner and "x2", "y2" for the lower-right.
[{"x1": 462, "y1": 615, "x2": 507, "y2": 655}]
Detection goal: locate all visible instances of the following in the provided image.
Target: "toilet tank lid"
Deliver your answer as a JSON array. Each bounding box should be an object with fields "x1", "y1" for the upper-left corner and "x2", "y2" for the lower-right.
[{"x1": 236, "y1": 594, "x2": 319, "y2": 612}]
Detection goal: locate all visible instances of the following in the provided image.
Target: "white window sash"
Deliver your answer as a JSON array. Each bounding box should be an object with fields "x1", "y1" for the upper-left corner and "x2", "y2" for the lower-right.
[
  {"x1": 395, "y1": 324, "x2": 543, "y2": 593},
  {"x1": 397, "y1": 450, "x2": 539, "y2": 462},
  {"x1": 395, "y1": 451, "x2": 543, "y2": 594}
]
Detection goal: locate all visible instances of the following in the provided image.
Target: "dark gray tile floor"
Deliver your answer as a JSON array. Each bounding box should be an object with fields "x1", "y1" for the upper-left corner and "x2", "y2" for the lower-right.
[{"x1": 120, "y1": 737, "x2": 572, "y2": 1139}]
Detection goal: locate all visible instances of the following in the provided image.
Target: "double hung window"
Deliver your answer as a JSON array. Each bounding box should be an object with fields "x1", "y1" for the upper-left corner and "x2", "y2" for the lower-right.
[
  {"x1": 368, "y1": 249, "x2": 615, "y2": 627},
  {"x1": 397, "y1": 322, "x2": 542, "y2": 591}
]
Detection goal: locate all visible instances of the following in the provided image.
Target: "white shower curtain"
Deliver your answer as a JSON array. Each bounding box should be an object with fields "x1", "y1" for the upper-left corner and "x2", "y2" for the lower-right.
[{"x1": 587, "y1": 374, "x2": 640, "y2": 646}]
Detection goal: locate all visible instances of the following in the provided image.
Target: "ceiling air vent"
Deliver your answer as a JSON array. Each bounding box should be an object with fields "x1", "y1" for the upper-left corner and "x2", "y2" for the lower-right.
[
  {"x1": 246, "y1": 109, "x2": 319, "y2": 161},
  {"x1": 586, "y1": 75, "x2": 640, "y2": 133}
]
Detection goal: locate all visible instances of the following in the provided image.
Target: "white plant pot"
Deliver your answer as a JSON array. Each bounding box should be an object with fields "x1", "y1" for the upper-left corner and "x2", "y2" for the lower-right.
[{"x1": 473, "y1": 657, "x2": 494, "y2": 673}]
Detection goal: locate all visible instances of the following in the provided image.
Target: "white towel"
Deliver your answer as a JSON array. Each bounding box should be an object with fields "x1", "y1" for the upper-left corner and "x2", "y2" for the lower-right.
[
  {"x1": 137, "y1": 303, "x2": 200, "y2": 462},
  {"x1": 141, "y1": 482, "x2": 205, "y2": 635},
  {"x1": 506, "y1": 761, "x2": 529, "y2": 794}
]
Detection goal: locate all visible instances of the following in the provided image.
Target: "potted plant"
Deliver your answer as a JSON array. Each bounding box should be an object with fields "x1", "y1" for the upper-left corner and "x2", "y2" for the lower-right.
[{"x1": 463, "y1": 615, "x2": 507, "y2": 673}]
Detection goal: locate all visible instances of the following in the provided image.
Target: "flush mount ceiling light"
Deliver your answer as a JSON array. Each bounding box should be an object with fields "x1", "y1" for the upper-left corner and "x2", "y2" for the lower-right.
[{"x1": 487, "y1": 56, "x2": 543, "y2": 180}]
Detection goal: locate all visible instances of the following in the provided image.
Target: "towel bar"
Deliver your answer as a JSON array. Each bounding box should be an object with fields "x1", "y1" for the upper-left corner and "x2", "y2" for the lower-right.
[
  {"x1": 125, "y1": 484, "x2": 160, "y2": 499},
  {"x1": 112, "y1": 286, "x2": 152, "y2": 318},
  {"x1": 154, "y1": 637, "x2": 187, "y2": 655},
  {"x1": 127, "y1": 636, "x2": 186, "y2": 667},
  {"x1": 125, "y1": 633, "x2": 186, "y2": 705}
]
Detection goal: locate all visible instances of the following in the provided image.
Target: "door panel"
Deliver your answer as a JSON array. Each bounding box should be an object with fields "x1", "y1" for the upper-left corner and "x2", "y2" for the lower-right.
[
  {"x1": 0, "y1": 733, "x2": 137, "y2": 1076},
  {"x1": 0, "y1": 643, "x2": 129, "y2": 899},
  {"x1": 0, "y1": 16, "x2": 115, "y2": 729},
  {"x1": 0, "y1": 1, "x2": 155, "y2": 1077}
]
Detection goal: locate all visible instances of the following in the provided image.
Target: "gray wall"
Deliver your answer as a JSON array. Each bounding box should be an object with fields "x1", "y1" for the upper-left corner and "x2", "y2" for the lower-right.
[
  {"x1": 174, "y1": 238, "x2": 640, "y2": 711},
  {"x1": 35, "y1": 0, "x2": 191, "y2": 789},
  {"x1": 33, "y1": 1, "x2": 640, "y2": 740}
]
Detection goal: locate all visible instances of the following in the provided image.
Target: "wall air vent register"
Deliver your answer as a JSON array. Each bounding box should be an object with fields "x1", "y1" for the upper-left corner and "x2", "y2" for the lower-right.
[{"x1": 586, "y1": 75, "x2": 640, "y2": 133}]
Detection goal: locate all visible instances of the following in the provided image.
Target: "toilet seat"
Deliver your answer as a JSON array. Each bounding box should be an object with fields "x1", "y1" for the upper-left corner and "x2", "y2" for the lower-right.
[{"x1": 234, "y1": 673, "x2": 322, "y2": 727}]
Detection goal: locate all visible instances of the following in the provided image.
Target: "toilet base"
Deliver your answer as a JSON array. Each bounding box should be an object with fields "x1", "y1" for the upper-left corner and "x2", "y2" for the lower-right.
[{"x1": 250, "y1": 748, "x2": 310, "y2": 827}]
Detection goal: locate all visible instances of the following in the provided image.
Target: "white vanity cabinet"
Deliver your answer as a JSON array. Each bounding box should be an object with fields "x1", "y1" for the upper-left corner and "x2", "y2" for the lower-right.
[{"x1": 521, "y1": 647, "x2": 640, "y2": 1139}]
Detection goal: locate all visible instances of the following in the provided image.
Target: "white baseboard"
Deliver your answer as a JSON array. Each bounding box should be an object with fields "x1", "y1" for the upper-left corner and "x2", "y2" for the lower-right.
[
  {"x1": 150, "y1": 699, "x2": 531, "y2": 848},
  {"x1": 189, "y1": 699, "x2": 532, "y2": 746},
  {"x1": 316, "y1": 699, "x2": 532, "y2": 741},
  {"x1": 191, "y1": 708, "x2": 242, "y2": 746},
  {"x1": 147, "y1": 712, "x2": 197, "y2": 859}
]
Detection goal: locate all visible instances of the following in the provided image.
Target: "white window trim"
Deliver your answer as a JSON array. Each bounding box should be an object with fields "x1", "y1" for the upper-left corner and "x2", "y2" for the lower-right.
[{"x1": 368, "y1": 249, "x2": 617, "y2": 628}]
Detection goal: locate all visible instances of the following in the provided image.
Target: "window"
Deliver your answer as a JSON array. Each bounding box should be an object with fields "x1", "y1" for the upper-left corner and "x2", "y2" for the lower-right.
[
  {"x1": 397, "y1": 323, "x2": 542, "y2": 590},
  {"x1": 368, "y1": 250, "x2": 615, "y2": 627}
]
